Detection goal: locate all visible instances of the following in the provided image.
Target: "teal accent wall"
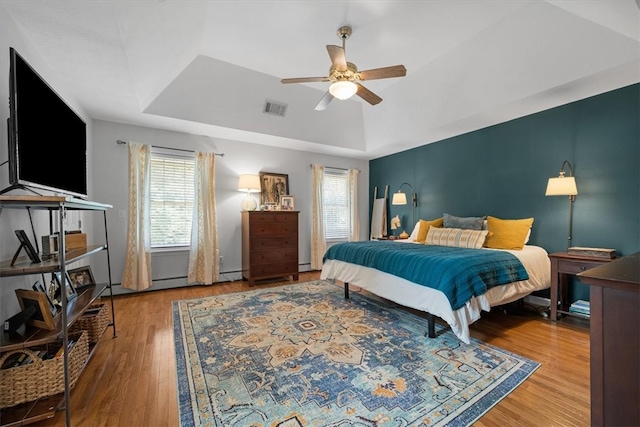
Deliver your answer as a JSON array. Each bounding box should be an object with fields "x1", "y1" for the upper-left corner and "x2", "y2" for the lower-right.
[{"x1": 370, "y1": 83, "x2": 639, "y2": 300}]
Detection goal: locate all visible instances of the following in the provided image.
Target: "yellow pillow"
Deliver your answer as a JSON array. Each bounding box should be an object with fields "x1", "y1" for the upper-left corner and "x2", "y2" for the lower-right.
[
  {"x1": 416, "y1": 217, "x2": 444, "y2": 242},
  {"x1": 484, "y1": 216, "x2": 534, "y2": 250}
]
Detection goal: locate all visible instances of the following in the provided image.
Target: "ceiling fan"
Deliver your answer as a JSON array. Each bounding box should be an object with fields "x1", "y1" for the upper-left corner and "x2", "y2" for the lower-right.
[{"x1": 281, "y1": 26, "x2": 407, "y2": 111}]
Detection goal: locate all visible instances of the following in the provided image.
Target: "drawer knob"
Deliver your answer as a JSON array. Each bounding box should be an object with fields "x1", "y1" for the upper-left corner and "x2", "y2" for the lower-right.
[{"x1": 580, "y1": 266, "x2": 586, "y2": 270}]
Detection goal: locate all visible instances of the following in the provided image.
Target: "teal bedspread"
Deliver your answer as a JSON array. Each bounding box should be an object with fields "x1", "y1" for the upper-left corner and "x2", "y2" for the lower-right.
[{"x1": 323, "y1": 241, "x2": 529, "y2": 310}]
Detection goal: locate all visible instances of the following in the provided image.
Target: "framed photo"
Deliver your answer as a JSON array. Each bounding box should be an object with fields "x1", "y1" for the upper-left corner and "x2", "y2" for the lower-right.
[
  {"x1": 54, "y1": 271, "x2": 78, "y2": 302},
  {"x1": 15, "y1": 289, "x2": 58, "y2": 330},
  {"x1": 12, "y1": 229, "x2": 41, "y2": 264},
  {"x1": 264, "y1": 202, "x2": 277, "y2": 211},
  {"x1": 280, "y1": 195, "x2": 295, "y2": 211},
  {"x1": 32, "y1": 280, "x2": 57, "y2": 315},
  {"x1": 68, "y1": 265, "x2": 96, "y2": 291},
  {"x1": 259, "y1": 172, "x2": 289, "y2": 205}
]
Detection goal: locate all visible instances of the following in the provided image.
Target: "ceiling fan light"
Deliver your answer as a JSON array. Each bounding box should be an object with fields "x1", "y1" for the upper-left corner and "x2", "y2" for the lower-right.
[{"x1": 329, "y1": 81, "x2": 357, "y2": 100}]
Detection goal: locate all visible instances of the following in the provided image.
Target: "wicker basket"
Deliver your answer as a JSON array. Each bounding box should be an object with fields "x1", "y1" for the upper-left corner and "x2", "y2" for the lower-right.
[
  {"x1": 69, "y1": 302, "x2": 110, "y2": 344},
  {"x1": 0, "y1": 331, "x2": 89, "y2": 408}
]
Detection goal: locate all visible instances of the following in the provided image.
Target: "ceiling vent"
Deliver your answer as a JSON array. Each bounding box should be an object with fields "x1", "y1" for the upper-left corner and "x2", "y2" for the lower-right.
[{"x1": 263, "y1": 100, "x2": 287, "y2": 117}]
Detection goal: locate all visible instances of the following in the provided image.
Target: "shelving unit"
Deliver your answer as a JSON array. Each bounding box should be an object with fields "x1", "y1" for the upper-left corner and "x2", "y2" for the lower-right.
[{"x1": 0, "y1": 195, "x2": 116, "y2": 427}]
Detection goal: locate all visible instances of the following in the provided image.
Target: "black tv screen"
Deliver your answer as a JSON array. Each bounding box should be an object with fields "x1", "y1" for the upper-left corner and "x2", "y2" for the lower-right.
[{"x1": 6, "y1": 47, "x2": 87, "y2": 198}]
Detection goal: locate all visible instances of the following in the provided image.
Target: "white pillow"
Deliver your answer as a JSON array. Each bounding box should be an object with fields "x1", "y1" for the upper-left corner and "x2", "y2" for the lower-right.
[
  {"x1": 425, "y1": 227, "x2": 489, "y2": 249},
  {"x1": 409, "y1": 221, "x2": 421, "y2": 241}
]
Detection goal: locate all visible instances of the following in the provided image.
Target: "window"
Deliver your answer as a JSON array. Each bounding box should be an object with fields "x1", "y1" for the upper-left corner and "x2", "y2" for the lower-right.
[
  {"x1": 149, "y1": 148, "x2": 195, "y2": 248},
  {"x1": 323, "y1": 169, "x2": 350, "y2": 240}
]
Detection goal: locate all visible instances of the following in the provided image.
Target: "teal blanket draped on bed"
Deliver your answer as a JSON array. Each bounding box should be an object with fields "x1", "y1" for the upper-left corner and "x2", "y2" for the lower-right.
[{"x1": 323, "y1": 241, "x2": 529, "y2": 310}]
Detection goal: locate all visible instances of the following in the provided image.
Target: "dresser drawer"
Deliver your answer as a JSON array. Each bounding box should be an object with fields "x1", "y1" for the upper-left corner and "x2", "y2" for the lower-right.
[
  {"x1": 250, "y1": 261, "x2": 298, "y2": 277},
  {"x1": 250, "y1": 247, "x2": 297, "y2": 264},
  {"x1": 250, "y1": 236, "x2": 297, "y2": 249},
  {"x1": 558, "y1": 259, "x2": 605, "y2": 275},
  {"x1": 250, "y1": 223, "x2": 298, "y2": 237},
  {"x1": 274, "y1": 212, "x2": 298, "y2": 223}
]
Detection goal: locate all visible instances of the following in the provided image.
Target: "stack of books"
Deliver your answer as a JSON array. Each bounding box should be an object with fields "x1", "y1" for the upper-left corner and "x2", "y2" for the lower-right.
[
  {"x1": 569, "y1": 299, "x2": 591, "y2": 316},
  {"x1": 568, "y1": 247, "x2": 616, "y2": 259}
]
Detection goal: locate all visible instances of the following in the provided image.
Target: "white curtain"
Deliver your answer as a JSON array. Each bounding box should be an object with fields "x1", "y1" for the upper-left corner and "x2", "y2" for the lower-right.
[
  {"x1": 122, "y1": 142, "x2": 153, "y2": 291},
  {"x1": 188, "y1": 152, "x2": 219, "y2": 285},
  {"x1": 348, "y1": 168, "x2": 360, "y2": 241},
  {"x1": 310, "y1": 164, "x2": 326, "y2": 270}
]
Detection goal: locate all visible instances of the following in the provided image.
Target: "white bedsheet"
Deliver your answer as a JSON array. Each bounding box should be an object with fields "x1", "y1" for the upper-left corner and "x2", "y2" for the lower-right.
[{"x1": 320, "y1": 244, "x2": 550, "y2": 344}]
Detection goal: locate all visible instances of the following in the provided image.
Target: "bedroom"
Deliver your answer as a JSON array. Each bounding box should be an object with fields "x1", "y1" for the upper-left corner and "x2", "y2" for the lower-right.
[{"x1": 0, "y1": 1, "x2": 638, "y2": 426}]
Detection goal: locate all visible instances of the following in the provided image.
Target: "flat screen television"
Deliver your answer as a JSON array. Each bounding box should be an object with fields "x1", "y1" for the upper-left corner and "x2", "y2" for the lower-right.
[{"x1": 4, "y1": 47, "x2": 87, "y2": 198}]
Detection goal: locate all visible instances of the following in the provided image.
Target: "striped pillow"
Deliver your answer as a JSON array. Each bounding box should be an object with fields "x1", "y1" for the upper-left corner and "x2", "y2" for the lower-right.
[{"x1": 425, "y1": 227, "x2": 489, "y2": 249}]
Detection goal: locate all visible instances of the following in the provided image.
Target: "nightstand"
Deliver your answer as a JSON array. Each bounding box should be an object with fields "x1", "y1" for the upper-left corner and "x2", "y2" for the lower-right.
[{"x1": 548, "y1": 252, "x2": 613, "y2": 320}]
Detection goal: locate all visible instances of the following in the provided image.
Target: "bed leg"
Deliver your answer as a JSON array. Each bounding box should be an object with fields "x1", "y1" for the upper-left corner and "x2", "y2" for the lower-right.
[
  {"x1": 344, "y1": 282, "x2": 349, "y2": 299},
  {"x1": 427, "y1": 313, "x2": 436, "y2": 338}
]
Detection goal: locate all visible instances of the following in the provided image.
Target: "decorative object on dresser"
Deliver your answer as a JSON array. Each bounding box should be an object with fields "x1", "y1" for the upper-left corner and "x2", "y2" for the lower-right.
[
  {"x1": 259, "y1": 172, "x2": 289, "y2": 205},
  {"x1": 577, "y1": 252, "x2": 640, "y2": 427},
  {"x1": 280, "y1": 195, "x2": 295, "y2": 211},
  {"x1": 241, "y1": 211, "x2": 299, "y2": 287},
  {"x1": 237, "y1": 174, "x2": 261, "y2": 211},
  {"x1": 545, "y1": 160, "x2": 578, "y2": 248}
]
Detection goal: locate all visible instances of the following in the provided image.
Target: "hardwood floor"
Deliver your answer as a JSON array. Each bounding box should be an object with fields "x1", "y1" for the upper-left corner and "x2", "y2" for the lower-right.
[{"x1": 41, "y1": 271, "x2": 590, "y2": 426}]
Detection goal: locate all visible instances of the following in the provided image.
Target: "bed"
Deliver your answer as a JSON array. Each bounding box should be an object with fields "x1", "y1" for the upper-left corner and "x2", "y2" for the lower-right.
[{"x1": 320, "y1": 217, "x2": 550, "y2": 344}]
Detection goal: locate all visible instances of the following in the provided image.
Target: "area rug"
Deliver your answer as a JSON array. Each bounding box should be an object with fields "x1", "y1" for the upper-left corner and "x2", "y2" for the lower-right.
[{"x1": 173, "y1": 281, "x2": 539, "y2": 427}]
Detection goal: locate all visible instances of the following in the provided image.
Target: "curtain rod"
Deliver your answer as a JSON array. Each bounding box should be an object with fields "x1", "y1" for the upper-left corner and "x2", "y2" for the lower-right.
[
  {"x1": 116, "y1": 139, "x2": 224, "y2": 157},
  {"x1": 310, "y1": 164, "x2": 360, "y2": 172}
]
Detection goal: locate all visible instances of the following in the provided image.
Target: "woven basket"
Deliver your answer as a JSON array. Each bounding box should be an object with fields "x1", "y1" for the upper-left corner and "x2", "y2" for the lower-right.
[
  {"x1": 69, "y1": 302, "x2": 110, "y2": 344},
  {"x1": 0, "y1": 331, "x2": 89, "y2": 408}
]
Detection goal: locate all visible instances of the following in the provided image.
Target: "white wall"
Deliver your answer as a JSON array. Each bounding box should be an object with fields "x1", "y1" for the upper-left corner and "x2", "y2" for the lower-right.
[
  {"x1": 0, "y1": 6, "x2": 94, "y2": 322},
  {"x1": 91, "y1": 120, "x2": 369, "y2": 295}
]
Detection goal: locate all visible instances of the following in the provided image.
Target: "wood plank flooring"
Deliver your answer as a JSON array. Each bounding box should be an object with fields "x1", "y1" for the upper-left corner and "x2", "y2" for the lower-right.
[{"x1": 40, "y1": 272, "x2": 590, "y2": 426}]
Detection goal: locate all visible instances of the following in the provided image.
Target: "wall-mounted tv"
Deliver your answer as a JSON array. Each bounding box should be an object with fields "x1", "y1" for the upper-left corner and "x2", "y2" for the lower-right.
[{"x1": 3, "y1": 47, "x2": 87, "y2": 198}]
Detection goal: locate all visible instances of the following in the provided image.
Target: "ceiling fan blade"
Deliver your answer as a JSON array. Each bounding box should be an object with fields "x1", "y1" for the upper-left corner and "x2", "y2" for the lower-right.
[
  {"x1": 359, "y1": 65, "x2": 407, "y2": 81},
  {"x1": 281, "y1": 76, "x2": 328, "y2": 84},
  {"x1": 314, "y1": 91, "x2": 334, "y2": 111},
  {"x1": 326, "y1": 45, "x2": 347, "y2": 71},
  {"x1": 356, "y1": 83, "x2": 382, "y2": 106}
]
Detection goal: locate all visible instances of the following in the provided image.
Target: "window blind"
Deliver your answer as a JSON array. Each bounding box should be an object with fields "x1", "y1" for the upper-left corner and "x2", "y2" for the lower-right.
[
  {"x1": 149, "y1": 150, "x2": 195, "y2": 247},
  {"x1": 323, "y1": 169, "x2": 350, "y2": 240}
]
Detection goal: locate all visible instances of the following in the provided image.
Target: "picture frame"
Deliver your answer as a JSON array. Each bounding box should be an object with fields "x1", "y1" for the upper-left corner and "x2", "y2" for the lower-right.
[
  {"x1": 12, "y1": 229, "x2": 41, "y2": 265},
  {"x1": 32, "y1": 280, "x2": 58, "y2": 315},
  {"x1": 53, "y1": 270, "x2": 78, "y2": 302},
  {"x1": 280, "y1": 195, "x2": 295, "y2": 211},
  {"x1": 264, "y1": 202, "x2": 277, "y2": 211},
  {"x1": 15, "y1": 289, "x2": 58, "y2": 330},
  {"x1": 259, "y1": 172, "x2": 289, "y2": 205},
  {"x1": 67, "y1": 265, "x2": 96, "y2": 291}
]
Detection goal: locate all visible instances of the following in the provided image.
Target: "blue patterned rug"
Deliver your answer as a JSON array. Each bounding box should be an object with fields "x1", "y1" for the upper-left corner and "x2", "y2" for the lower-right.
[{"x1": 173, "y1": 281, "x2": 539, "y2": 426}]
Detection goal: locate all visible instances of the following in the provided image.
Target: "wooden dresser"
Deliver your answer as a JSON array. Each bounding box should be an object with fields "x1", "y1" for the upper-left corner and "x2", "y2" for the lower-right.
[
  {"x1": 241, "y1": 211, "x2": 299, "y2": 286},
  {"x1": 577, "y1": 252, "x2": 640, "y2": 427}
]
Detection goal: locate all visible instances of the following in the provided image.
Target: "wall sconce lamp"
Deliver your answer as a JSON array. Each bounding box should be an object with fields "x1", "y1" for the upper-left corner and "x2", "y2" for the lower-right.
[
  {"x1": 392, "y1": 182, "x2": 417, "y2": 229},
  {"x1": 545, "y1": 160, "x2": 578, "y2": 248},
  {"x1": 238, "y1": 174, "x2": 261, "y2": 211}
]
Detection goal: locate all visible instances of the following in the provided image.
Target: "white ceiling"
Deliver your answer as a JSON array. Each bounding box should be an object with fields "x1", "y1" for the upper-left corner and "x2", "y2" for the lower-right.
[{"x1": 3, "y1": 0, "x2": 639, "y2": 159}]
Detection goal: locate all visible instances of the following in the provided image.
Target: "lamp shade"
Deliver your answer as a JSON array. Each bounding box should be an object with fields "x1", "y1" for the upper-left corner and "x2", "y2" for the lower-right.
[
  {"x1": 329, "y1": 81, "x2": 357, "y2": 100},
  {"x1": 238, "y1": 174, "x2": 261, "y2": 193},
  {"x1": 392, "y1": 192, "x2": 407, "y2": 205},
  {"x1": 545, "y1": 176, "x2": 578, "y2": 196}
]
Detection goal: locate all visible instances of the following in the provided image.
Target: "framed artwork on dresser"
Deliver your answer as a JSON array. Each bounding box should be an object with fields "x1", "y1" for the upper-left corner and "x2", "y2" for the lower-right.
[{"x1": 259, "y1": 172, "x2": 288, "y2": 205}]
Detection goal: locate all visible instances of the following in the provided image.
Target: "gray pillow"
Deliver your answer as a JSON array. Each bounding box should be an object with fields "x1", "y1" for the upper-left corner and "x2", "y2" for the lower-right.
[{"x1": 443, "y1": 213, "x2": 485, "y2": 230}]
